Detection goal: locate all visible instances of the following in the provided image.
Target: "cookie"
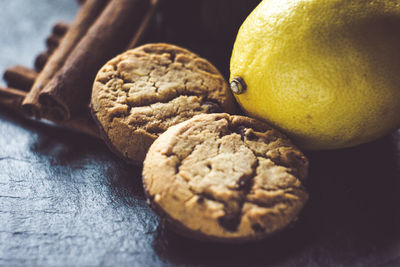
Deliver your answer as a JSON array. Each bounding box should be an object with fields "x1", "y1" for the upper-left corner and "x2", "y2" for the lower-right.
[
  {"x1": 90, "y1": 43, "x2": 236, "y2": 163},
  {"x1": 143, "y1": 113, "x2": 309, "y2": 242}
]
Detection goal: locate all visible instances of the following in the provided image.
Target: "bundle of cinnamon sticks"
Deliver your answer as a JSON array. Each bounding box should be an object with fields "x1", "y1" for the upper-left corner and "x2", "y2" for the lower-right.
[{"x1": 0, "y1": 0, "x2": 159, "y2": 138}]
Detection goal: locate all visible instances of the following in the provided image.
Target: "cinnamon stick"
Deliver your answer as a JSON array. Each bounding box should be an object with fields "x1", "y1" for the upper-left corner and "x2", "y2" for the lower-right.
[
  {"x1": 0, "y1": 86, "x2": 26, "y2": 113},
  {"x1": 52, "y1": 22, "x2": 69, "y2": 36},
  {"x1": 47, "y1": 22, "x2": 71, "y2": 51},
  {"x1": 46, "y1": 35, "x2": 63, "y2": 52},
  {"x1": 47, "y1": 34, "x2": 66, "y2": 51},
  {"x1": 22, "y1": 0, "x2": 109, "y2": 117},
  {"x1": 34, "y1": 23, "x2": 70, "y2": 71},
  {"x1": 34, "y1": 51, "x2": 50, "y2": 72},
  {"x1": 3, "y1": 65, "x2": 38, "y2": 91},
  {"x1": 39, "y1": 0, "x2": 153, "y2": 121},
  {"x1": 0, "y1": 86, "x2": 100, "y2": 138}
]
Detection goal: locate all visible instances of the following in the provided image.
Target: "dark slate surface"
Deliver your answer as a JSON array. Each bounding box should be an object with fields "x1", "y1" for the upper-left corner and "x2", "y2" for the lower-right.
[{"x1": 1, "y1": 1, "x2": 400, "y2": 266}]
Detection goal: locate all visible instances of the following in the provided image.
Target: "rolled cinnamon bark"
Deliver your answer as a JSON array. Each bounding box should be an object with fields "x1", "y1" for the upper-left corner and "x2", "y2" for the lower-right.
[
  {"x1": 0, "y1": 86, "x2": 100, "y2": 139},
  {"x1": 39, "y1": 0, "x2": 152, "y2": 121},
  {"x1": 22, "y1": 0, "x2": 109, "y2": 117},
  {"x1": 3, "y1": 65, "x2": 38, "y2": 91},
  {"x1": 52, "y1": 22, "x2": 69, "y2": 36},
  {"x1": 0, "y1": 86, "x2": 26, "y2": 102},
  {"x1": 34, "y1": 23, "x2": 70, "y2": 72},
  {"x1": 46, "y1": 35, "x2": 63, "y2": 52},
  {"x1": 34, "y1": 51, "x2": 50, "y2": 72},
  {"x1": 0, "y1": 87, "x2": 27, "y2": 115}
]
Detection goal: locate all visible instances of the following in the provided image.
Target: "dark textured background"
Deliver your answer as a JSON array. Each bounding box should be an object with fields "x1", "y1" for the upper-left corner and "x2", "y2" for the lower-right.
[{"x1": 1, "y1": 1, "x2": 400, "y2": 266}]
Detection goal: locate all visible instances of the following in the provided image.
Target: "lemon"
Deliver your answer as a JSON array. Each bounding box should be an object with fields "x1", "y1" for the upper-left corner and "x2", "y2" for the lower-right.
[{"x1": 230, "y1": 0, "x2": 400, "y2": 150}]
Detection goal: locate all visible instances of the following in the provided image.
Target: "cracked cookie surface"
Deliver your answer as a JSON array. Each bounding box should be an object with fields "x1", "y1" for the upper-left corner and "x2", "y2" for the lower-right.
[
  {"x1": 91, "y1": 43, "x2": 236, "y2": 163},
  {"x1": 143, "y1": 113, "x2": 309, "y2": 242}
]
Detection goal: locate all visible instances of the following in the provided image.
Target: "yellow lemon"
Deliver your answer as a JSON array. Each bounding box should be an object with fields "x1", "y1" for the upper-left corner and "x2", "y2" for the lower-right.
[{"x1": 230, "y1": 0, "x2": 400, "y2": 150}]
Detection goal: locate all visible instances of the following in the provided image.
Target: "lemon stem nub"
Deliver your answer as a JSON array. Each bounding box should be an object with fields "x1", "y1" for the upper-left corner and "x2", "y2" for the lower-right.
[{"x1": 230, "y1": 77, "x2": 247, "y2": 94}]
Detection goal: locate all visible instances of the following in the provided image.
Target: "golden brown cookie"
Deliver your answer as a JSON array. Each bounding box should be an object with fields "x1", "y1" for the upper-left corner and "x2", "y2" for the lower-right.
[
  {"x1": 143, "y1": 113, "x2": 309, "y2": 242},
  {"x1": 91, "y1": 43, "x2": 236, "y2": 163}
]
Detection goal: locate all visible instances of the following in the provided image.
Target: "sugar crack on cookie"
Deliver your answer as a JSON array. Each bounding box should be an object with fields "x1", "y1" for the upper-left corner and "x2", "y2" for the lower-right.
[
  {"x1": 91, "y1": 43, "x2": 236, "y2": 163},
  {"x1": 143, "y1": 113, "x2": 309, "y2": 242}
]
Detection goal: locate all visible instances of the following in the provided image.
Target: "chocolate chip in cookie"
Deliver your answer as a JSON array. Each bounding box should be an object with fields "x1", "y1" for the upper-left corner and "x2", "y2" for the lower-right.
[
  {"x1": 143, "y1": 113, "x2": 309, "y2": 242},
  {"x1": 90, "y1": 43, "x2": 236, "y2": 164}
]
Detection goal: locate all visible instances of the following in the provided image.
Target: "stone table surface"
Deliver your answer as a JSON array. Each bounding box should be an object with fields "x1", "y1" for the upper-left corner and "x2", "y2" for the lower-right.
[{"x1": 1, "y1": 1, "x2": 400, "y2": 266}]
